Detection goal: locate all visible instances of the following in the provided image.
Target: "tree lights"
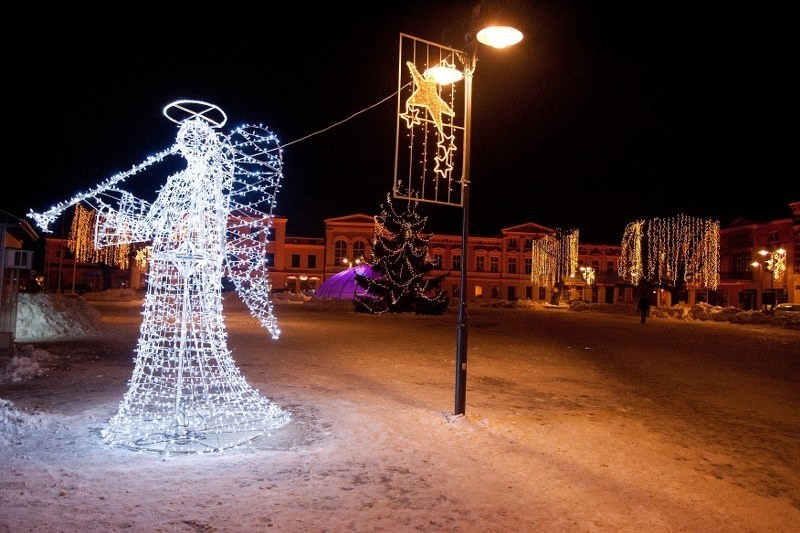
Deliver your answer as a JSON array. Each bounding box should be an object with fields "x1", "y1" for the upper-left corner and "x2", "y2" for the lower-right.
[
  {"x1": 530, "y1": 228, "x2": 579, "y2": 296},
  {"x1": 619, "y1": 214, "x2": 720, "y2": 290},
  {"x1": 28, "y1": 100, "x2": 289, "y2": 453},
  {"x1": 354, "y1": 190, "x2": 448, "y2": 315}
]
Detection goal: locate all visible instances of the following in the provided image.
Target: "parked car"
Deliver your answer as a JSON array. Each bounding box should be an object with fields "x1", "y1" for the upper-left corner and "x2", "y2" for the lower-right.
[{"x1": 774, "y1": 303, "x2": 800, "y2": 312}]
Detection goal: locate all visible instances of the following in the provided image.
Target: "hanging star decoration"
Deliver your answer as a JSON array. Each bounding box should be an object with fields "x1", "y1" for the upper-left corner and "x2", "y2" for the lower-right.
[
  {"x1": 403, "y1": 61, "x2": 455, "y2": 136},
  {"x1": 400, "y1": 59, "x2": 459, "y2": 187}
]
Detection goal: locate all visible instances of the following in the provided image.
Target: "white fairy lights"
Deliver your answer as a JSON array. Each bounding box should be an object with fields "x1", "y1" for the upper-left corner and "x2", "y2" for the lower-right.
[{"x1": 29, "y1": 100, "x2": 289, "y2": 454}]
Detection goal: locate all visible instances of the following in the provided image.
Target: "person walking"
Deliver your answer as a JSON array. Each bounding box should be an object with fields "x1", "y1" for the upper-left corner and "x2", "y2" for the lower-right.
[{"x1": 637, "y1": 294, "x2": 651, "y2": 324}]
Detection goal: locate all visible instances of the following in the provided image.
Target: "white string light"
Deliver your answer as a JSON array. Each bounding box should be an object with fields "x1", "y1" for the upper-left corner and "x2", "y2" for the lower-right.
[{"x1": 29, "y1": 100, "x2": 289, "y2": 454}]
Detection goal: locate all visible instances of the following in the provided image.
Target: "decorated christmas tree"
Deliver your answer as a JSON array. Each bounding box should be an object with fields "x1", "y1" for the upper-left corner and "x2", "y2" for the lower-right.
[{"x1": 354, "y1": 191, "x2": 448, "y2": 315}]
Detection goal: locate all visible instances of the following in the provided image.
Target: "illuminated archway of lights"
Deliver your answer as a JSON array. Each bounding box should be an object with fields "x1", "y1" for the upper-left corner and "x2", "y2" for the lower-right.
[
  {"x1": 29, "y1": 100, "x2": 290, "y2": 454},
  {"x1": 530, "y1": 229, "x2": 579, "y2": 287},
  {"x1": 619, "y1": 214, "x2": 720, "y2": 290}
]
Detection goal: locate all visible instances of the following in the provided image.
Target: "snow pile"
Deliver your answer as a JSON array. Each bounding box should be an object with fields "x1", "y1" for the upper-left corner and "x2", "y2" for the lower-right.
[
  {"x1": 0, "y1": 398, "x2": 46, "y2": 446},
  {"x1": 0, "y1": 344, "x2": 55, "y2": 384},
  {"x1": 15, "y1": 293, "x2": 103, "y2": 341}
]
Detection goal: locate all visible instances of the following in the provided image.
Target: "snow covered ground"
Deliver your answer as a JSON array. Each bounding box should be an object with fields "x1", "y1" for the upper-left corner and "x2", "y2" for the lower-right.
[{"x1": 1, "y1": 291, "x2": 798, "y2": 531}]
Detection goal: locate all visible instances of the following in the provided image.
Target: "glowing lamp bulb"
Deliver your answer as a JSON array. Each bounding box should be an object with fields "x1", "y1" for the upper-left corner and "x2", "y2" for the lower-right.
[
  {"x1": 425, "y1": 65, "x2": 464, "y2": 85},
  {"x1": 476, "y1": 26, "x2": 523, "y2": 49}
]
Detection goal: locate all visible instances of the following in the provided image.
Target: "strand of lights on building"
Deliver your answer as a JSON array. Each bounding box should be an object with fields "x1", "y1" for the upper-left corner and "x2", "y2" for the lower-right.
[
  {"x1": 29, "y1": 100, "x2": 289, "y2": 454},
  {"x1": 620, "y1": 214, "x2": 720, "y2": 289}
]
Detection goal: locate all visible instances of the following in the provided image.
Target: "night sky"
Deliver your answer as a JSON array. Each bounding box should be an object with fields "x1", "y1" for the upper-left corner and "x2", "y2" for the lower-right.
[{"x1": 10, "y1": 3, "x2": 795, "y2": 244}]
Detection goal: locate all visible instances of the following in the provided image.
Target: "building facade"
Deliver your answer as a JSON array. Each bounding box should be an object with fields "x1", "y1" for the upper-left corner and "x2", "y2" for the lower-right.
[
  {"x1": 1, "y1": 212, "x2": 38, "y2": 350},
  {"x1": 36, "y1": 202, "x2": 799, "y2": 309}
]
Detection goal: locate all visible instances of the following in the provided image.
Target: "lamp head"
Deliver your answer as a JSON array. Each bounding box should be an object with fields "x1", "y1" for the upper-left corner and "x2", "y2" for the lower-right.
[{"x1": 472, "y1": 1, "x2": 524, "y2": 49}]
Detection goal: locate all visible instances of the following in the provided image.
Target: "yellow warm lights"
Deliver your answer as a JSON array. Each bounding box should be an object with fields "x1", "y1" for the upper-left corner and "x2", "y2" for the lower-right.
[
  {"x1": 476, "y1": 26, "x2": 523, "y2": 49},
  {"x1": 404, "y1": 61, "x2": 455, "y2": 135},
  {"x1": 757, "y1": 248, "x2": 787, "y2": 282},
  {"x1": 424, "y1": 64, "x2": 464, "y2": 85},
  {"x1": 620, "y1": 214, "x2": 720, "y2": 290},
  {"x1": 69, "y1": 204, "x2": 132, "y2": 269},
  {"x1": 530, "y1": 229, "x2": 579, "y2": 288}
]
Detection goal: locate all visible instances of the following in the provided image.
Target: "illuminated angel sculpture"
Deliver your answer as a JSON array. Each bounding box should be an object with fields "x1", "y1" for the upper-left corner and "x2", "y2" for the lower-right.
[{"x1": 29, "y1": 100, "x2": 290, "y2": 454}]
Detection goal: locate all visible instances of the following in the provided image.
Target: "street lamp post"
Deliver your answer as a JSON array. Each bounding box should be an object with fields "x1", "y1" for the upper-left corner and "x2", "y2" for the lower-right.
[
  {"x1": 755, "y1": 248, "x2": 786, "y2": 310},
  {"x1": 750, "y1": 259, "x2": 764, "y2": 310},
  {"x1": 448, "y1": 12, "x2": 522, "y2": 416},
  {"x1": 454, "y1": 42, "x2": 476, "y2": 416}
]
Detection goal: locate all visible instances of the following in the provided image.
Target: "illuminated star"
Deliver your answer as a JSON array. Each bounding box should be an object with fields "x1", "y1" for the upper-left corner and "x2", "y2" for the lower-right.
[{"x1": 404, "y1": 61, "x2": 454, "y2": 136}]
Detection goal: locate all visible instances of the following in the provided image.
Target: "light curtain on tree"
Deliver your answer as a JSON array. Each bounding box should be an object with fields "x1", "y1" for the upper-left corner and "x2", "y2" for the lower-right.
[{"x1": 619, "y1": 214, "x2": 720, "y2": 289}]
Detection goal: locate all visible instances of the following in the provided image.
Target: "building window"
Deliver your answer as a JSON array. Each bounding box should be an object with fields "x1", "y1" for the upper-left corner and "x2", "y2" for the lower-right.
[
  {"x1": 334, "y1": 240, "x2": 347, "y2": 266},
  {"x1": 291, "y1": 254, "x2": 301, "y2": 268},
  {"x1": 490, "y1": 257, "x2": 499, "y2": 273},
  {"x1": 453, "y1": 254, "x2": 461, "y2": 271},
  {"x1": 524, "y1": 238, "x2": 533, "y2": 250},
  {"x1": 733, "y1": 253, "x2": 752, "y2": 275},
  {"x1": 476, "y1": 256, "x2": 485, "y2": 272},
  {"x1": 353, "y1": 240, "x2": 366, "y2": 260},
  {"x1": 266, "y1": 228, "x2": 276, "y2": 242},
  {"x1": 265, "y1": 253, "x2": 275, "y2": 267},
  {"x1": 433, "y1": 253, "x2": 443, "y2": 268},
  {"x1": 606, "y1": 261, "x2": 614, "y2": 274},
  {"x1": 507, "y1": 257, "x2": 517, "y2": 274},
  {"x1": 308, "y1": 255, "x2": 317, "y2": 268},
  {"x1": 507, "y1": 238, "x2": 518, "y2": 250},
  {"x1": 524, "y1": 257, "x2": 532, "y2": 275}
]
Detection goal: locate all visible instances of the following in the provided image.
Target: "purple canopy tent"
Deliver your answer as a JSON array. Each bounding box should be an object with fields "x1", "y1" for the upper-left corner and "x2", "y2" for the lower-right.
[{"x1": 314, "y1": 265, "x2": 379, "y2": 300}]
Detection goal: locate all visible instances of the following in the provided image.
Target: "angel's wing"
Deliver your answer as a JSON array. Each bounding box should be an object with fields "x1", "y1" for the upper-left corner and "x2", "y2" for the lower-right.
[{"x1": 224, "y1": 124, "x2": 284, "y2": 339}]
